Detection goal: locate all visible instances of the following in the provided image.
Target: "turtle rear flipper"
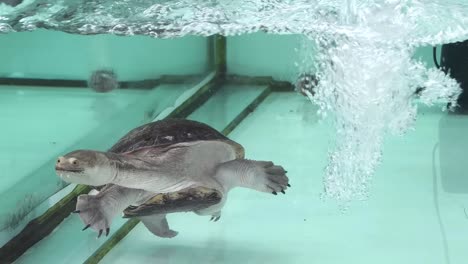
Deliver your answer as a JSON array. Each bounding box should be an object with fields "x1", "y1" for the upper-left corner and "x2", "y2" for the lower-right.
[
  {"x1": 214, "y1": 159, "x2": 289, "y2": 194},
  {"x1": 139, "y1": 215, "x2": 178, "y2": 238},
  {"x1": 123, "y1": 187, "x2": 222, "y2": 218}
]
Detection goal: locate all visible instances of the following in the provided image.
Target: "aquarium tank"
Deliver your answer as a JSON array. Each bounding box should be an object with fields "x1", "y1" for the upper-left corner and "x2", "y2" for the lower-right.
[{"x1": 1, "y1": 0, "x2": 468, "y2": 263}]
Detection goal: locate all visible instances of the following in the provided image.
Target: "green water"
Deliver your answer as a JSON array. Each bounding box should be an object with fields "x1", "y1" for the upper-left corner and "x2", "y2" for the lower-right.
[{"x1": 0, "y1": 30, "x2": 467, "y2": 264}]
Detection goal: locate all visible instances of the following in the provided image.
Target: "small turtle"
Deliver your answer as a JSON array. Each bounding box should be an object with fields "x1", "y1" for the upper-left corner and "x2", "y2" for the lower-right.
[{"x1": 55, "y1": 119, "x2": 289, "y2": 238}]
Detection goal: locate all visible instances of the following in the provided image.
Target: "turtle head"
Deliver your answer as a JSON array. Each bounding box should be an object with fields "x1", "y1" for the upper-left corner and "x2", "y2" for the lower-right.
[{"x1": 55, "y1": 150, "x2": 115, "y2": 186}]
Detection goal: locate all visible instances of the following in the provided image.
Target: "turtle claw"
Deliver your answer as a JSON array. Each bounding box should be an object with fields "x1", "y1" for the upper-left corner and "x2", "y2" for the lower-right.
[
  {"x1": 94, "y1": 228, "x2": 110, "y2": 238},
  {"x1": 280, "y1": 189, "x2": 285, "y2": 194},
  {"x1": 82, "y1": 224, "x2": 91, "y2": 231},
  {"x1": 210, "y1": 216, "x2": 221, "y2": 222},
  {"x1": 210, "y1": 213, "x2": 221, "y2": 222},
  {"x1": 73, "y1": 210, "x2": 80, "y2": 214}
]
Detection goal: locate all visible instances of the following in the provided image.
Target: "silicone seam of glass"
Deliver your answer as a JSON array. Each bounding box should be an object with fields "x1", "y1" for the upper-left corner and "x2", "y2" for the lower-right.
[
  {"x1": 0, "y1": 71, "x2": 222, "y2": 263},
  {"x1": 83, "y1": 83, "x2": 273, "y2": 264}
]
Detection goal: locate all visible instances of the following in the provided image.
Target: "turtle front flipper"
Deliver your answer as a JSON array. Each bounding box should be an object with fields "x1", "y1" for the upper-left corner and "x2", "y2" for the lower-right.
[
  {"x1": 75, "y1": 192, "x2": 113, "y2": 237},
  {"x1": 75, "y1": 184, "x2": 152, "y2": 237},
  {"x1": 122, "y1": 187, "x2": 222, "y2": 218}
]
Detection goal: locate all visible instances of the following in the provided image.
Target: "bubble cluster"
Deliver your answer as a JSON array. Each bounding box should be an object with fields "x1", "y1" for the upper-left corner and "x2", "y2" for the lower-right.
[
  {"x1": 299, "y1": 2, "x2": 463, "y2": 201},
  {"x1": 88, "y1": 69, "x2": 119, "y2": 93}
]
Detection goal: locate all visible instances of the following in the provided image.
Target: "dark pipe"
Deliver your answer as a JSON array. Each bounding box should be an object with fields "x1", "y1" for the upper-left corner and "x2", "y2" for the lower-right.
[{"x1": 440, "y1": 40, "x2": 468, "y2": 113}]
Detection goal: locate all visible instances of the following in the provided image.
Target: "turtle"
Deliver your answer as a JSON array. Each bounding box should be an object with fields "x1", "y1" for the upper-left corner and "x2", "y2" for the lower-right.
[{"x1": 55, "y1": 118, "x2": 289, "y2": 238}]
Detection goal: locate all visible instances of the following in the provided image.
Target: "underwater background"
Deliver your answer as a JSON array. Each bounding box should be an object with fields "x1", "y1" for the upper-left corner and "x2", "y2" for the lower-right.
[{"x1": 1, "y1": 0, "x2": 468, "y2": 263}]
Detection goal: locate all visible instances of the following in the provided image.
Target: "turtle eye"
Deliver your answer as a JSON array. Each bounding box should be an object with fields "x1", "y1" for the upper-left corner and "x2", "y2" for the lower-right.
[{"x1": 69, "y1": 158, "x2": 78, "y2": 165}]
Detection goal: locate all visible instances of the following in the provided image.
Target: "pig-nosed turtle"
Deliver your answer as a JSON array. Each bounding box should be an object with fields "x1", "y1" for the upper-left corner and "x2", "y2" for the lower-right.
[{"x1": 55, "y1": 119, "x2": 289, "y2": 238}]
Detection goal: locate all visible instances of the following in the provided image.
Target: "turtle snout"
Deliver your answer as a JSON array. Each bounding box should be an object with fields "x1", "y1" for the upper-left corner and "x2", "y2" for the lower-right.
[
  {"x1": 55, "y1": 156, "x2": 83, "y2": 172},
  {"x1": 55, "y1": 156, "x2": 66, "y2": 170}
]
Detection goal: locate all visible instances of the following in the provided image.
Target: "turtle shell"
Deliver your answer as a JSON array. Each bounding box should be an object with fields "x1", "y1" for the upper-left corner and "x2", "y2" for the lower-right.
[
  {"x1": 102, "y1": 119, "x2": 234, "y2": 218},
  {"x1": 109, "y1": 118, "x2": 229, "y2": 154}
]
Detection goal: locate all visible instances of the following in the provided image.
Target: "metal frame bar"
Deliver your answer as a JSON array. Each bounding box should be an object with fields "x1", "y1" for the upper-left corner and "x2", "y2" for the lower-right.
[{"x1": 0, "y1": 74, "x2": 205, "y2": 89}]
